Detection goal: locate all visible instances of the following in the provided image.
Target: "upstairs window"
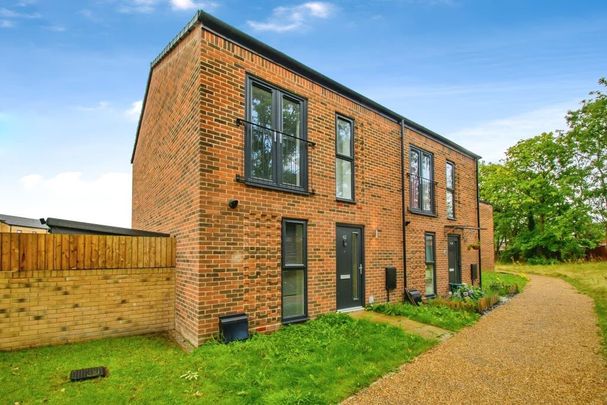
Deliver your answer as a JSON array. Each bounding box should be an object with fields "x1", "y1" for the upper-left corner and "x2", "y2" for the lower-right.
[
  {"x1": 246, "y1": 77, "x2": 308, "y2": 191},
  {"x1": 335, "y1": 115, "x2": 354, "y2": 201},
  {"x1": 410, "y1": 147, "x2": 434, "y2": 214},
  {"x1": 446, "y1": 162, "x2": 455, "y2": 219}
]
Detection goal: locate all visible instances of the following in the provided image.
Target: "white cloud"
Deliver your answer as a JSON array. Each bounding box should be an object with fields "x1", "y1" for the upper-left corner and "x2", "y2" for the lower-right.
[
  {"x1": 0, "y1": 7, "x2": 40, "y2": 19},
  {"x1": 0, "y1": 19, "x2": 14, "y2": 28},
  {"x1": 117, "y1": 0, "x2": 158, "y2": 14},
  {"x1": 170, "y1": 0, "x2": 217, "y2": 10},
  {"x1": 45, "y1": 24, "x2": 66, "y2": 32},
  {"x1": 7, "y1": 172, "x2": 132, "y2": 228},
  {"x1": 75, "y1": 101, "x2": 110, "y2": 112},
  {"x1": 448, "y1": 102, "x2": 575, "y2": 163},
  {"x1": 247, "y1": 2, "x2": 335, "y2": 33},
  {"x1": 125, "y1": 100, "x2": 143, "y2": 121}
]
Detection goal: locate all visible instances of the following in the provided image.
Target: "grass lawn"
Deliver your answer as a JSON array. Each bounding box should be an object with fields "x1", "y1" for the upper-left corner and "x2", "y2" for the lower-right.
[
  {"x1": 367, "y1": 302, "x2": 480, "y2": 331},
  {"x1": 0, "y1": 313, "x2": 434, "y2": 404},
  {"x1": 498, "y1": 261, "x2": 607, "y2": 354},
  {"x1": 482, "y1": 271, "x2": 529, "y2": 295}
]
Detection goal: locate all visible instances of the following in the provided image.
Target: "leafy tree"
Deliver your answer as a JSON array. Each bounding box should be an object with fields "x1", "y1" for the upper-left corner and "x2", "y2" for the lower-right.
[{"x1": 563, "y1": 78, "x2": 607, "y2": 240}]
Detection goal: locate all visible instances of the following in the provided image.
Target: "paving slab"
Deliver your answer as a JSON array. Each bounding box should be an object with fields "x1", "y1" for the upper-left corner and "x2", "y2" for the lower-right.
[{"x1": 349, "y1": 310, "x2": 453, "y2": 342}]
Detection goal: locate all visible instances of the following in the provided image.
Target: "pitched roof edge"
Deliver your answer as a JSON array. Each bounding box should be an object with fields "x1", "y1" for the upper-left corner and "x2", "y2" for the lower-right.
[{"x1": 131, "y1": 10, "x2": 481, "y2": 164}]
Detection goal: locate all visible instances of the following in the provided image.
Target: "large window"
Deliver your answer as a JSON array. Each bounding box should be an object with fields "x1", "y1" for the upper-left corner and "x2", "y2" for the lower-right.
[
  {"x1": 410, "y1": 147, "x2": 434, "y2": 214},
  {"x1": 424, "y1": 233, "x2": 436, "y2": 296},
  {"x1": 246, "y1": 77, "x2": 307, "y2": 191},
  {"x1": 446, "y1": 162, "x2": 455, "y2": 219},
  {"x1": 282, "y1": 219, "x2": 307, "y2": 322},
  {"x1": 335, "y1": 115, "x2": 354, "y2": 201}
]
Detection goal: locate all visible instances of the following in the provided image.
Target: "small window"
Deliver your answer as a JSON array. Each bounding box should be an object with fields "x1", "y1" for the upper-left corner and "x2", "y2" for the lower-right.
[
  {"x1": 335, "y1": 115, "x2": 354, "y2": 201},
  {"x1": 410, "y1": 147, "x2": 434, "y2": 214},
  {"x1": 282, "y1": 219, "x2": 307, "y2": 322},
  {"x1": 424, "y1": 233, "x2": 436, "y2": 296},
  {"x1": 246, "y1": 77, "x2": 307, "y2": 191},
  {"x1": 446, "y1": 162, "x2": 455, "y2": 219}
]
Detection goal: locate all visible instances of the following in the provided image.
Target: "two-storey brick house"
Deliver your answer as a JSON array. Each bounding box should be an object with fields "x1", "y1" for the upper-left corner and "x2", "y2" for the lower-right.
[{"x1": 132, "y1": 11, "x2": 483, "y2": 346}]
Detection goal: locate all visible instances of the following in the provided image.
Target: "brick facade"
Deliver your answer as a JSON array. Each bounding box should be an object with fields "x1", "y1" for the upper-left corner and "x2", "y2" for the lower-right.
[
  {"x1": 132, "y1": 13, "x2": 482, "y2": 346},
  {"x1": 480, "y1": 201, "x2": 495, "y2": 271}
]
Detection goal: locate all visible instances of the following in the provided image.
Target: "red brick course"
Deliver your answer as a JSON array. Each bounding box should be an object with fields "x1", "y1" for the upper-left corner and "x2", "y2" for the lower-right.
[{"x1": 132, "y1": 23, "x2": 481, "y2": 346}]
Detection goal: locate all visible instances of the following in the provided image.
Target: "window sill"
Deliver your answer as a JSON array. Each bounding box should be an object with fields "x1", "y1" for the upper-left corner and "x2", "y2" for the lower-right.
[
  {"x1": 408, "y1": 208, "x2": 437, "y2": 218},
  {"x1": 336, "y1": 198, "x2": 356, "y2": 204},
  {"x1": 236, "y1": 175, "x2": 314, "y2": 196},
  {"x1": 447, "y1": 217, "x2": 457, "y2": 221},
  {"x1": 282, "y1": 316, "x2": 309, "y2": 325}
]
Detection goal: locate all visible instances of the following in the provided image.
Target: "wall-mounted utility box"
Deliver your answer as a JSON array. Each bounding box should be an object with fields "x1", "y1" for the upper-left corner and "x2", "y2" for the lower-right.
[
  {"x1": 219, "y1": 313, "x2": 249, "y2": 343},
  {"x1": 385, "y1": 267, "x2": 397, "y2": 291}
]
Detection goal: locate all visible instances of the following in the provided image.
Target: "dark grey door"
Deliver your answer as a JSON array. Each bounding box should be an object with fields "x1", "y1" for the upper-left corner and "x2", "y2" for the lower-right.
[
  {"x1": 336, "y1": 225, "x2": 363, "y2": 310},
  {"x1": 448, "y1": 235, "x2": 461, "y2": 284}
]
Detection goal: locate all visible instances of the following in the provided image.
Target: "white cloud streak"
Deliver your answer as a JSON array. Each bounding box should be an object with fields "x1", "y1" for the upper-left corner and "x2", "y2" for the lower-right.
[
  {"x1": 247, "y1": 2, "x2": 335, "y2": 33},
  {"x1": 125, "y1": 100, "x2": 143, "y2": 121},
  {"x1": 7, "y1": 172, "x2": 132, "y2": 227},
  {"x1": 448, "y1": 102, "x2": 575, "y2": 163},
  {"x1": 170, "y1": 0, "x2": 217, "y2": 11}
]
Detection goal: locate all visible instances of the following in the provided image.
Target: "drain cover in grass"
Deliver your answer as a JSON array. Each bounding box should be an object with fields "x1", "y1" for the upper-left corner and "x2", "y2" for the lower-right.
[{"x1": 69, "y1": 367, "x2": 107, "y2": 382}]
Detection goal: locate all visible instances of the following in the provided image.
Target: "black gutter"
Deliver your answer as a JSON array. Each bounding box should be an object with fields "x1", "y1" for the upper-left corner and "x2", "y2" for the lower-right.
[
  {"x1": 131, "y1": 10, "x2": 481, "y2": 163},
  {"x1": 475, "y1": 159, "x2": 482, "y2": 288},
  {"x1": 400, "y1": 121, "x2": 408, "y2": 294}
]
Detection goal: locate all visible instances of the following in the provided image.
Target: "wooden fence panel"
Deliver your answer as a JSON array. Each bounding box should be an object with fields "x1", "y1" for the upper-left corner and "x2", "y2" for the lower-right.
[{"x1": 0, "y1": 233, "x2": 175, "y2": 271}]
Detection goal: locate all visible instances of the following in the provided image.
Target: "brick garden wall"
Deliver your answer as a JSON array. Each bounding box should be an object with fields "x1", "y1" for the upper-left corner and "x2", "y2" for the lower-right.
[
  {"x1": 480, "y1": 202, "x2": 495, "y2": 271},
  {"x1": 0, "y1": 234, "x2": 175, "y2": 350}
]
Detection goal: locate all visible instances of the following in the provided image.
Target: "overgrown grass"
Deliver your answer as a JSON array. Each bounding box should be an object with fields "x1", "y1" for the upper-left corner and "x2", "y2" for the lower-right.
[
  {"x1": 0, "y1": 313, "x2": 434, "y2": 404},
  {"x1": 368, "y1": 302, "x2": 480, "y2": 331},
  {"x1": 498, "y1": 261, "x2": 607, "y2": 355},
  {"x1": 482, "y1": 271, "x2": 529, "y2": 296}
]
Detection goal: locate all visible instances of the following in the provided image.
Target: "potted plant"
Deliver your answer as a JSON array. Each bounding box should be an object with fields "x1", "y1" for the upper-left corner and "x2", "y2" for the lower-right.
[{"x1": 467, "y1": 241, "x2": 480, "y2": 250}]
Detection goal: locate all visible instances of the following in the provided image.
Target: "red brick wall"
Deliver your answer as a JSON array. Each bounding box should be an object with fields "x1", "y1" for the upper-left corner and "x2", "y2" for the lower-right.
[
  {"x1": 132, "y1": 28, "x2": 203, "y2": 345},
  {"x1": 403, "y1": 130, "x2": 480, "y2": 295},
  {"x1": 480, "y1": 202, "x2": 495, "y2": 271},
  {"x1": 132, "y1": 24, "x2": 480, "y2": 345}
]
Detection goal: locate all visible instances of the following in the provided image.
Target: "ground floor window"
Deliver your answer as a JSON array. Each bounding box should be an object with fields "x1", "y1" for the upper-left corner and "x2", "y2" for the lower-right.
[
  {"x1": 424, "y1": 232, "x2": 436, "y2": 296},
  {"x1": 282, "y1": 219, "x2": 307, "y2": 321}
]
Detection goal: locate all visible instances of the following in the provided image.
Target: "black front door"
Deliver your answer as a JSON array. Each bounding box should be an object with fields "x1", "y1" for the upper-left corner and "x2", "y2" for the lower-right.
[
  {"x1": 336, "y1": 225, "x2": 364, "y2": 310},
  {"x1": 448, "y1": 235, "x2": 461, "y2": 284}
]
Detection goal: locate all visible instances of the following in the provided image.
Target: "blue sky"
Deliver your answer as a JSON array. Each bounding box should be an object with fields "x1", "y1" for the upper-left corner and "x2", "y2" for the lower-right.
[{"x1": 1, "y1": 0, "x2": 606, "y2": 227}]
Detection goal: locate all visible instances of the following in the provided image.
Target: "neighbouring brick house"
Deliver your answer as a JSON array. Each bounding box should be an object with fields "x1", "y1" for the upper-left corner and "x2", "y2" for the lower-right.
[
  {"x1": 479, "y1": 201, "x2": 495, "y2": 271},
  {"x1": 132, "y1": 11, "x2": 484, "y2": 346}
]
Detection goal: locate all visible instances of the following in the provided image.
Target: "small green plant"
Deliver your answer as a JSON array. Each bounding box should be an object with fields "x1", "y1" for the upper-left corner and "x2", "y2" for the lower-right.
[
  {"x1": 179, "y1": 370, "x2": 199, "y2": 381},
  {"x1": 451, "y1": 284, "x2": 484, "y2": 301}
]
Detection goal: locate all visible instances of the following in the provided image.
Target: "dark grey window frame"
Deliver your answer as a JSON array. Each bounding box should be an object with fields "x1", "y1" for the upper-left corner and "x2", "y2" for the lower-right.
[
  {"x1": 409, "y1": 146, "x2": 435, "y2": 216},
  {"x1": 424, "y1": 232, "x2": 437, "y2": 297},
  {"x1": 335, "y1": 114, "x2": 355, "y2": 203},
  {"x1": 281, "y1": 218, "x2": 308, "y2": 324},
  {"x1": 446, "y1": 161, "x2": 456, "y2": 219},
  {"x1": 244, "y1": 75, "x2": 309, "y2": 194}
]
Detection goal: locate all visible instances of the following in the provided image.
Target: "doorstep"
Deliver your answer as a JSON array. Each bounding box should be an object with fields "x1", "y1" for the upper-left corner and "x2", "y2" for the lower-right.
[{"x1": 337, "y1": 306, "x2": 365, "y2": 313}]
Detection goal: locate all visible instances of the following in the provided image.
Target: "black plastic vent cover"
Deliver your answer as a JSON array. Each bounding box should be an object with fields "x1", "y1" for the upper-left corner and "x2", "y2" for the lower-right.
[{"x1": 70, "y1": 367, "x2": 107, "y2": 382}]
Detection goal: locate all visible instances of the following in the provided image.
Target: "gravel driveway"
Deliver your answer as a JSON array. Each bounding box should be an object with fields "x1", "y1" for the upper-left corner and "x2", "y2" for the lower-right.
[{"x1": 344, "y1": 275, "x2": 607, "y2": 404}]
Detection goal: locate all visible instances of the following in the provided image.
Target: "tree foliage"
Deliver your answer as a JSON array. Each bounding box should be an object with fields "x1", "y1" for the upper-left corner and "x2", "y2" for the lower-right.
[{"x1": 480, "y1": 79, "x2": 606, "y2": 262}]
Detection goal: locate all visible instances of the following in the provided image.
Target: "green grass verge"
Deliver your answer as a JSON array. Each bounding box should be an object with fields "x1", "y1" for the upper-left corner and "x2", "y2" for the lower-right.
[
  {"x1": 482, "y1": 271, "x2": 529, "y2": 296},
  {"x1": 0, "y1": 313, "x2": 434, "y2": 404},
  {"x1": 498, "y1": 261, "x2": 607, "y2": 355},
  {"x1": 367, "y1": 302, "x2": 480, "y2": 331}
]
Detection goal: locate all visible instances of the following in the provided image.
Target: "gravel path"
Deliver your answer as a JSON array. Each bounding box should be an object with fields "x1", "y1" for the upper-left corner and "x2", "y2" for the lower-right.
[{"x1": 345, "y1": 275, "x2": 607, "y2": 404}]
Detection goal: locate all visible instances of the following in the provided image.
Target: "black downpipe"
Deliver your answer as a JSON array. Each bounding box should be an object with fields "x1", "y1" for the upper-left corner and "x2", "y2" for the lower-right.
[
  {"x1": 400, "y1": 120, "x2": 408, "y2": 296},
  {"x1": 475, "y1": 159, "x2": 482, "y2": 288}
]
